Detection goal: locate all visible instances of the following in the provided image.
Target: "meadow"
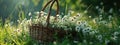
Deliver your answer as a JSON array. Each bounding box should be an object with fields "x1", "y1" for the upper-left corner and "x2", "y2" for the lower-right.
[{"x1": 0, "y1": 0, "x2": 120, "y2": 45}]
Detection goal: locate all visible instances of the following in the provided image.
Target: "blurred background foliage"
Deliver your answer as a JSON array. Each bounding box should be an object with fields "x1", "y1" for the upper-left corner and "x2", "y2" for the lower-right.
[{"x1": 0, "y1": 0, "x2": 120, "y2": 26}]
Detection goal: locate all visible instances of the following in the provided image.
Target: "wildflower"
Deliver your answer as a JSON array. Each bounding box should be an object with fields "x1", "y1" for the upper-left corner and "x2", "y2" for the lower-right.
[
  {"x1": 99, "y1": 14, "x2": 102, "y2": 17},
  {"x1": 82, "y1": 27, "x2": 91, "y2": 33},
  {"x1": 99, "y1": 15, "x2": 103, "y2": 20},
  {"x1": 43, "y1": 15, "x2": 47, "y2": 19},
  {"x1": 114, "y1": 32, "x2": 119, "y2": 36},
  {"x1": 79, "y1": 21, "x2": 88, "y2": 28},
  {"x1": 100, "y1": 2, "x2": 103, "y2": 5},
  {"x1": 69, "y1": 10, "x2": 74, "y2": 14},
  {"x1": 5, "y1": 24, "x2": 8, "y2": 27},
  {"x1": 97, "y1": 35, "x2": 102, "y2": 41},
  {"x1": 79, "y1": 24, "x2": 85, "y2": 29},
  {"x1": 76, "y1": 21, "x2": 81, "y2": 25},
  {"x1": 53, "y1": 41, "x2": 57, "y2": 45},
  {"x1": 73, "y1": 16, "x2": 77, "y2": 19},
  {"x1": 89, "y1": 42, "x2": 93, "y2": 45},
  {"x1": 89, "y1": 16, "x2": 91, "y2": 18},
  {"x1": 28, "y1": 12, "x2": 32, "y2": 16},
  {"x1": 34, "y1": 19, "x2": 39, "y2": 24},
  {"x1": 75, "y1": 26, "x2": 82, "y2": 32},
  {"x1": 61, "y1": 18, "x2": 66, "y2": 23},
  {"x1": 95, "y1": 6, "x2": 99, "y2": 9},
  {"x1": 69, "y1": 17, "x2": 75, "y2": 22},
  {"x1": 56, "y1": 14, "x2": 59, "y2": 17},
  {"x1": 83, "y1": 40, "x2": 87, "y2": 43},
  {"x1": 73, "y1": 40, "x2": 78, "y2": 43},
  {"x1": 21, "y1": 18, "x2": 27, "y2": 24},
  {"x1": 34, "y1": 11, "x2": 40, "y2": 15},
  {"x1": 109, "y1": 8, "x2": 113, "y2": 13},
  {"x1": 89, "y1": 31, "x2": 95, "y2": 35},
  {"x1": 40, "y1": 11, "x2": 44, "y2": 14},
  {"x1": 118, "y1": 26, "x2": 120, "y2": 28},
  {"x1": 17, "y1": 20, "x2": 20, "y2": 23},
  {"x1": 84, "y1": 10, "x2": 87, "y2": 13},
  {"x1": 36, "y1": 11, "x2": 40, "y2": 14},
  {"x1": 111, "y1": 36, "x2": 118, "y2": 40},
  {"x1": 40, "y1": 11, "x2": 47, "y2": 16},
  {"x1": 81, "y1": 21, "x2": 87, "y2": 24},
  {"x1": 27, "y1": 19, "x2": 32, "y2": 26},
  {"x1": 101, "y1": 21, "x2": 108, "y2": 25},
  {"x1": 108, "y1": 15, "x2": 112, "y2": 20},
  {"x1": 42, "y1": 21, "x2": 47, "y2": 27},
  {"x1": 30, "y1": 17, "x2": 32, "y2": 19},
  {"x1": 76, "y1": 13, "x2": 81, "y2": 17},
  {"x1": 14, "y1": 29, "x2": 22, "y2": 35},
  {"x1": 17, "y1": 29, "x2": 21, "y2": 32},
  {"x1": 20, "y1": 22, "x2": 23, "y2": 25},
  {"x1": 50, "y1": 16, "x2": 55, "y2": 21},
  {"x1": 92, "y1": 19, "x2": 96, "y2": 24}
]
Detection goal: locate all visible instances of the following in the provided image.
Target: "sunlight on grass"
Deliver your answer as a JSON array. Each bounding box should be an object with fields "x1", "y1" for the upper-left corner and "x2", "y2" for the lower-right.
[
  {"x1": 0, "y1": 0, "x2": 120, "y2": 45},
  {"x1": 0, "y1": 10, "x2": 120, "y2": 45}
]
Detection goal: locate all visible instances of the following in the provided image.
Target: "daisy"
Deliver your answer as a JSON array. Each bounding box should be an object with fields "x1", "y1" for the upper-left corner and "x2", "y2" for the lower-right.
[{"x1": 75, "y1": 26, "x2": 81, "y2": 32}]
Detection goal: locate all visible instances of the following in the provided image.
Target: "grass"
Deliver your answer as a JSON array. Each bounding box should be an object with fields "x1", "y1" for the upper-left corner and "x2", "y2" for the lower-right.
[
  {"x1": 1, "y1": 0, "x2": 120, "y2": 45},
  {"x1": 0, "y1": 11, "x2": 120, "y2": 45},
  {"x1": 0, "y1": 3, "x2": 120, "y2": 44}
]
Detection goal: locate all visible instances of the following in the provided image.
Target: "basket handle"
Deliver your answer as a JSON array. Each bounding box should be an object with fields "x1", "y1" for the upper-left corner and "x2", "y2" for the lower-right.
[{"x1": 39, "y1": 0, "x2": 59, "y2": 27}]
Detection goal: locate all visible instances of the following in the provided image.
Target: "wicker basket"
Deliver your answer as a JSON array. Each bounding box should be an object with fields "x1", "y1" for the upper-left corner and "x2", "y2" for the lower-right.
[
  {"x1": 29, "y1": 24, "x2": 69, "y2": 42},
  {"x1": 29, "y1": 0, "x2": 67, "y2": 43},
  {"x1": 29, "y1": 24, "x2": 54, "y2": 42}
]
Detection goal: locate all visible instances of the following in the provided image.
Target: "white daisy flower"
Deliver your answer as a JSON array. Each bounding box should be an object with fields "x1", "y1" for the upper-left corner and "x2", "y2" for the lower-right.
[
  {"x1": 84, "y1": 10, "x2": 87, "y2": 13},
  {"x1": 75, "y1": 26, "x2": 81, "y2": 32},
  {"x1": 69, "y1": 17, "x2": 75, "y2": 22},
  {"x1": 114, "y1": 32, "x2": 119, "y2": 36},
  {"x1": 76, "y1": 21, "x2": 81, "y2": 25},
  {"x1": 89, "y1": 16, "x2": 92, "y2": 18},
  {"x1": 28, "y1": 12, "x2": 32, "y2": 16},
  {"x1": 82, "y1": 27, "x2": 91, "y2": 33},
  {"x1": 79, "y1": 21, "x2": 88, "y2": 28},
  {"x1": 69, "y1": 10, "x2": 74, "y2": 14},
  {"x1": 34, "y1": 11, "x2": 40, "y2": 15},
  {"x1": 95, "y1": 6, "x2": 99, "y2": 9},
  {"x1": 76, "y1": 13, "x2": 81, "y2": 17},
  {"x1": 89, "y1": 31, "x2": 95, "y2": 35}
]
